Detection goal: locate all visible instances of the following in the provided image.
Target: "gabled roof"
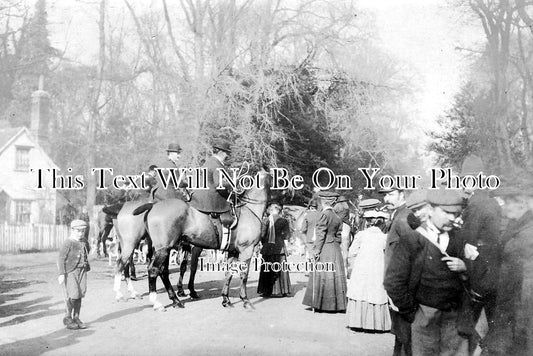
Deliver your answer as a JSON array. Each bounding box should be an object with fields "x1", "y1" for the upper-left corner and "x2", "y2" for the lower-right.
[{"x1": 0, "y1": 127, "x2": 26, "y2": 155}]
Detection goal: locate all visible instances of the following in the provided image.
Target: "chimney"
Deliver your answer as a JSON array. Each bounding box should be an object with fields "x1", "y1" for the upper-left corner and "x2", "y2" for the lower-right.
[{"x1": 30, "y1": 75, "x2": 50, "y2": 152}]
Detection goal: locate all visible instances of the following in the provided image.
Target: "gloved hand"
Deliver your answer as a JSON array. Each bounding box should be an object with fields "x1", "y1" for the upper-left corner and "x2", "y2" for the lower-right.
[{"x1": 58, "y1": 275, "x2": 65, "y2": 285}]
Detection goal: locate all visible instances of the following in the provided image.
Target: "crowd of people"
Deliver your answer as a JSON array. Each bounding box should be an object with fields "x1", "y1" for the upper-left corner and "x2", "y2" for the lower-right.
[
  {"x1": 56, "y1": 141, "x2": 533, "y2": 356},
  {"x1": 294, "y1": 155, "x2": 533, "y2": 356}
]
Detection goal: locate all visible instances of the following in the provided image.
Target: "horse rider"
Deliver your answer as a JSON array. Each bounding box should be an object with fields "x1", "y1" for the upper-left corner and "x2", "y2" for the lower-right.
[
  {"x1": 189, "y1": 138, "x2": 234, "y2": 242},
  {"x1": 151, "y1": 143, "x2": 188, "y2": 202}
]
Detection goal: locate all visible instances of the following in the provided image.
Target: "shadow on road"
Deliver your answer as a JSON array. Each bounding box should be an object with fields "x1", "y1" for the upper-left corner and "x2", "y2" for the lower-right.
[
  {"x1": 0, "y1": 300, "x2": 63, "y2": 327},
  {"x1": 90, "y1": 304, "x2": 152, "y2": 324},
  {"x1": 0, "y1": 276, "x2": 45, "y2": 297},
  {"x1": 0, "y1": 327, "x2": 94, "y2": 356}
]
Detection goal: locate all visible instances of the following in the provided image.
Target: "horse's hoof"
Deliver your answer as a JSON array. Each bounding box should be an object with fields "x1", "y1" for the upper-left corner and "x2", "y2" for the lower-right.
[
  {"x1": 222, "y1": 301, "x2": 233, "y2": 308},
  {"x1": 177, "y1": 290, "x2": 186, "y2": 298},
  {"x1": 115, "y1": 296, "x2": 125, "y2": 302},
  {"x1": 189, "y1": 291, "x2": 200, "y2": 299},
  {"x1": 222, "y1": 297, "x2": 233, "y2": 308},
  {"x1": 172, "y1": 300, "x2": 185, "y2": 309},
  {"x1": 154, "y1": 306, "x2": 166, "y2": 312},
  {"x1": 242, "y1": 300, "x2": 255, "y2": 310}
]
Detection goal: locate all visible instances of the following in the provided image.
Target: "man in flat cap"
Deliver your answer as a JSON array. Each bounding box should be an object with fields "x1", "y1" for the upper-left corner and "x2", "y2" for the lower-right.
[
  {"x1": 484, "y1": 185, "x2": 533, "y2": 356},
  {"x1": 189, "y1": 138, "x2": 234, "y2": 241},
  {"x1": 58, "y1": 219, "x2": 91, "y2": 330},
  {"x1": 385, "y1": 189, "x2": 469, "y2": 355},
  {"x1": 455, "y1": 155, "x2": 502, "y2": 354},
  {"x1": 380, "y1": 187, "x2": 414, "y2": 356}
]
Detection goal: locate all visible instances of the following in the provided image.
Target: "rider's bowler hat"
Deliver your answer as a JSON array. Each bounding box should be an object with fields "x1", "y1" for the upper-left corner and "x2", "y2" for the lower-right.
[
  {"x1": 166, "y1": 143, "x2": 182, "y2": 153},
  {"x1": 213, "y1": 139, "x2": 232, "y2": 154}
]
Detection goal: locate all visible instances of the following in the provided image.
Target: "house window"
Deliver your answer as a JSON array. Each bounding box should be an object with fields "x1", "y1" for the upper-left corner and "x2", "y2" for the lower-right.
[
  {"x1": 15, "y1": 147, "x2": 30, "y2": 171},
  {"x1": 14, "y1": 201, "x2": 31, "y2": 225}
]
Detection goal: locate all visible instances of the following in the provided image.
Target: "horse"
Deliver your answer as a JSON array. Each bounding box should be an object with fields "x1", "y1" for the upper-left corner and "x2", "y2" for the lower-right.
[
  {"x1": 111, "y1": 199, "x2": 151, "y2": 301},
  {"x1": 129, "y1": 168, "x2": 281, "y2": 310},
  {"x1": 96, "y1": 209, "x2": 113, "y2": 257}
]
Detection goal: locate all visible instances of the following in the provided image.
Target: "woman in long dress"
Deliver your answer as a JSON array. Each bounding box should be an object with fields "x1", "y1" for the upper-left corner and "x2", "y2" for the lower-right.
[
  {"x1": 257, "y1": 201, "x2": 292, "y2": 297},
  {"x1": 302, "y1": 191, "x2": 347, "y2": 312},
  {"x1": 346, "y1": 210, "x2": 391, "y2": 331}
]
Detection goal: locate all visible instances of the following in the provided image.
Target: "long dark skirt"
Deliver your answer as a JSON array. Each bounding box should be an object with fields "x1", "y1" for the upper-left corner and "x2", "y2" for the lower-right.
[
  {"x1": 257, "y1": 254, "x2": 291, "y2": 297},
  {"x1": 302, "y1": 242, "x2": 347, "y2": 312}
]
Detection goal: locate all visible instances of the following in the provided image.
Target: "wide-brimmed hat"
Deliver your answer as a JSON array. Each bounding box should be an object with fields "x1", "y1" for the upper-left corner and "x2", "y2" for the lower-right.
[
  {"x1": 213, "y1": 139, "x2": 232, "y2": 154},
  {"x1": 426, "y1": 189, "x2": 464, "y2": 213},
  {"x1": 318, "y1": 191, "x2": 339, "y2": 199},
  {"x1": 378, "y1": 186, "x2": 403, "y2": 194},
  {"x1": 336, "y1": 195, "x2": 349, "y2": 203},
  {"x1": 359, "y1": 198, "x2": 381, "y2": 210},
  {"x1": 363, "y1": 210, "x2": 388, "y2": 219},
  {"x1": 166, "y1": 143, "x2": 182, "y2": 153}
]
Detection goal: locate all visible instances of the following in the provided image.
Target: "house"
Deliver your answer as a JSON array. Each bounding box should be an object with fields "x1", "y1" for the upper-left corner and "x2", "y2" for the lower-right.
[
  {"x1": 0, "y1": 126, "x2": 59, "y2": 225},
  {"x1": 0, "y1": 76, "x2": 61, "y2": 225}
]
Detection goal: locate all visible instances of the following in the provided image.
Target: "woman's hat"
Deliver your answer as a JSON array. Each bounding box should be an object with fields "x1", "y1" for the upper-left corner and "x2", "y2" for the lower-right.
[
  {"x1": 363, "y1": 210, "x2": 388, "y2": 219},
  {"x1": 359, "y1": 198, "x2": 381, "y2": 210}
]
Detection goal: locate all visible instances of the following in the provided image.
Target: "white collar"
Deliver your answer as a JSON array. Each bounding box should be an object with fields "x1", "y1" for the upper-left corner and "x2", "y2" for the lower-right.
[{"x1": 214, "y1": 155, "x2": 225, "y2": 166}]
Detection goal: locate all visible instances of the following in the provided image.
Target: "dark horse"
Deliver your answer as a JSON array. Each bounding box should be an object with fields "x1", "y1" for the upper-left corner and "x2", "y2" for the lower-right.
[{"x1": 114, "y1": 169, "x2": 278, "y2": 310}]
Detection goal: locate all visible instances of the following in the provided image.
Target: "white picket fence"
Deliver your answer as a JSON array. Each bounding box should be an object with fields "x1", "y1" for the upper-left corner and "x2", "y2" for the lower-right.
[{"x1": 0, "y1": 223, "x2": 70, "y2": 253}]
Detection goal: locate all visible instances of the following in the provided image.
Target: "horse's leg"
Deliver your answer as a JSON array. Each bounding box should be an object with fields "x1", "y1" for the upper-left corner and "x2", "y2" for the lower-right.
[
  {"x1": 102, "y1": 224, "x2": 112, "y2": 257},
  {"x1": 160, "y1": 249, "x2": 185, "y2": 309},
  {"x1": 177, "y1": 249, "x2": 188, "y2": 297},
  {"x1": 221, "y1": 252, "x2": 235, "y2": 308},
  {"x1": 149, "y1": 248, "x2": 184, "y2": 310},
  {"x1": 147, "y1": 255, "x2": 164, "y2": 311},
  {"x1": 114, "y1": 253, "x2": 130, "y2": 301},
  {"x1": 188, "y1": 246, "x2": 202, "y2": 299},
  {"x1": 238, "y1": 255, "x2": 254, "y2": 310},
  {"x1": 123, "y1": 254, "x2": 140, "y2": 299}
]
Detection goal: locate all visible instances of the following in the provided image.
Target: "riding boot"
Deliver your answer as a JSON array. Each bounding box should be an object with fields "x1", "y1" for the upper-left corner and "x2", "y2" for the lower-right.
[
  {"x1": 63, "y1": 298, "x2": 74, "y2": 326},
  {"x1": 72, "y1": 299, "x2": 87, "y2": 329}
]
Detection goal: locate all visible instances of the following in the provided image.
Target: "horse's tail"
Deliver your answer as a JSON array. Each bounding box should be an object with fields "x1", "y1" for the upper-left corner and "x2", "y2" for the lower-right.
[{"x1": 132, "y1": 203, "x2": 154, "y2": 216}]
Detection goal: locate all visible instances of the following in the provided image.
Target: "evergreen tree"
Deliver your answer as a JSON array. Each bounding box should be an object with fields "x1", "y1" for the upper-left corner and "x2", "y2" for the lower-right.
[{"x1": 4, "y1": 0, "x2": 55, "y2": 127}]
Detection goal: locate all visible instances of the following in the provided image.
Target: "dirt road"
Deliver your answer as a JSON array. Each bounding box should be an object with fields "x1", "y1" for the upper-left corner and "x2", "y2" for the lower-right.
[{"x1": 0, "y1": 252, "x2": 393, "y2": 356}]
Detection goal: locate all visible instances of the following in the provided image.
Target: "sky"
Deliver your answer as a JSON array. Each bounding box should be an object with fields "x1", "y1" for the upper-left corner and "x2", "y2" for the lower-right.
[{"x1": 357, "y1": 0, "x2": 485, "y2": 132}]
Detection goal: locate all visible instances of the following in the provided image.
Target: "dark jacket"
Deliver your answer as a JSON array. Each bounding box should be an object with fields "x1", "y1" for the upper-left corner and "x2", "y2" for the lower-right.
[
  {"x1": 301, "y1": 209, "x2": 319, "y2": 245},
  {"x1": 190, "y1": 156, "x2": 231, "y2": 213},
  {"x1": 384, "y1": 225, "x2": 466, "y2": 319},
  {"x1": 152, "y1": 157, "x2": 186, "y2": 201},
  {"x1": 457, "y1": 191, "x2": 502, "y2": 296},
  {"x1": 487, "y1": 210, "x2": 533, "y2": 355},
  {"x1": 313, "y1": 207, "x2": 342, "y2": 256},
  {"x1": 260, "y1": 216, "x2": 290, "y2": 255},
  {"x1": 58, "y1": 238, "x2": 90, "y2": 274},
  {"x1": 385, "y1": 204, "x2": 413, "y2": 269}
]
